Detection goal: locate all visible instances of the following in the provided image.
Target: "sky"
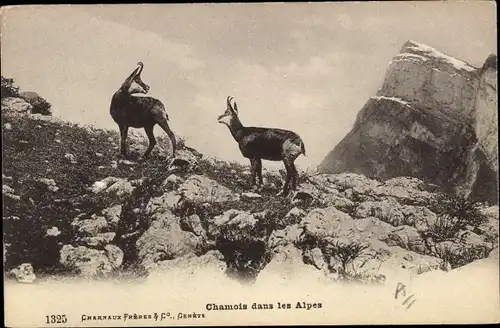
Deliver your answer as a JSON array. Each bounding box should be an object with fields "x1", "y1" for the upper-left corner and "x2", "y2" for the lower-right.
[{"x1": 1, "y1": 2, "x2": 497, "y2": 170}]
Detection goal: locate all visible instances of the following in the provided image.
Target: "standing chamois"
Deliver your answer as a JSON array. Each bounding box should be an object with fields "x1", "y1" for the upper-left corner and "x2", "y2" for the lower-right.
[
  {"x1": 110, "y1": 62, "x2": 177, "y2": 160},
  {"x1": 217, "y1": 96, "x2": 306, "y2": 196}
]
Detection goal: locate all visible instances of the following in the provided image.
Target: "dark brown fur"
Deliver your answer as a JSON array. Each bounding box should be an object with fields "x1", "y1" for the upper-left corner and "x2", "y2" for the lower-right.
[
  {"x1": 218, "y1": 96, "x2": 306, "y2": 196},
  {"x1": 109, "y1": 62, "x2": 176, "y2": 160}
]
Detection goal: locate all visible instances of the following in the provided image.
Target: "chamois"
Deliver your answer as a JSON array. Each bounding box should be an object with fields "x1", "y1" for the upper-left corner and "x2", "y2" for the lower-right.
[
  {"x1": 217, "y1": 96, "x2": 306, "y2": 196},
  {"x1": 110, "y1": 62, "x2": 177, "y2": 160}
]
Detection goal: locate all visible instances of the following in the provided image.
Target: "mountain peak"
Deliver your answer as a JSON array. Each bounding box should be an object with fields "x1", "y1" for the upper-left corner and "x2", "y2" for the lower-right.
[
  {"x1": 319, "y1": 40, "x2": 498, "y2": 205},
  {"x1": 398, "y1": 40, "x2": 478, "y2": 73}
]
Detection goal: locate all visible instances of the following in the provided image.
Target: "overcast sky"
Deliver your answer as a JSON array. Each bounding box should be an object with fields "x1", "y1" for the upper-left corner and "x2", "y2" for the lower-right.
[{"x1": 1, "y1": 2, "x2": 496, "y2": 170}]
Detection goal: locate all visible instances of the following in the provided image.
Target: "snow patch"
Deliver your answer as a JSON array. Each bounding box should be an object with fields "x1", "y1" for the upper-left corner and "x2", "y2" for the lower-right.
[
  {"x1": 405, "y1": 40, "x2": 477, "y2": 73},
  {"x1": 394, "y1": 53, "x2": 428, "y2": 62},
  {"x1": 371, "y1": 96, "x2": 410, "y2": 106}
]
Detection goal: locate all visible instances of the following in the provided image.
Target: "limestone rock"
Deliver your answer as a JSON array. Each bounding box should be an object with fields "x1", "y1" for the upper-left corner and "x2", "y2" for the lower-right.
[
  {"x1": 59, "y1": 244, "x2": 123, "y2": 276},
  {"x1": 136, "y1": 213, "x2": 205, "y2": 267},
  {"x1": 168, "y1": 148, "x2": 200, "y2": 172},
  {"x1": 101, "y1": 204, "x2": 122, "y2": 228},
  {"x1": 283, "y1": 207, "x2": 306, "y2": 226},
  {"x1": 178, "y1": 175, "x2": 239, "y2": 204},
  {"x1": 209, "y1": 209, "x2": 259, "y2": 240},
  {"x1": 318, "y1": 40, "x2": 498, "y2": 204},
  {"x1": 90, "y1": 177, "x2": 135, "y2": 199},
  {"x1": 35, "y1": 178, "x2": 59, "y2": 192},
  {"x1": 1, "y1": 97, "x2": 33, "y2": 114},
  {"x1": 268, "y1": 224, "x2": 303, "y2": 249},
  {"x1": 3, "y1": 184, "x2": 20, "y2": 200},
  {"x1": 385, "y1": 225, "x2": 426, "y2": 253},
  {"x1": 160, "y1": 174, "x2": 184, "y2": 191},
  {"x1": 45, "y1": 226, "x2": 61, "y2": 237},
  {"x1": 154, "y1": 250, "x2": 226, "y2": 274},
  {"x1": 71, "y1": 214, "x2": 108, "y2": 236},
  {"x1": 180, "y1": 214, "x2": 207, "y2": 238},
  {"x1": 241, "y1": 192, "x2": 263, "y2": 200},
  {"x1": 9, "y1": 263, "x2": 36, "y2": 283},
  {"x1": 80, "y1": 232, "x2": 116, "y2": 247},
  {"x1": 146, "y1": 191, "x2": 182, "y2": 215},
  {"x1": 300, "y1": 206, "x2": 354, "y2": 240}
]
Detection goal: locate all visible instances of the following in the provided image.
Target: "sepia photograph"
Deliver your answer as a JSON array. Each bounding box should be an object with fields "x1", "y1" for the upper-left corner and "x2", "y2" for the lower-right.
[{"x1": 2, "y1": 2, "x2": 498, "y2": 326}]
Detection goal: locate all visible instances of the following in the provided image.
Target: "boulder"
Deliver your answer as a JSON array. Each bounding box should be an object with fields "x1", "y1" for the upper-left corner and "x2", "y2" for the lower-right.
[
  {"x1": 90, "y1": 177, "x2": 135, "y2": 199},
  {"x1": 303, "y1": 247, "x2": 329, "y2": 271},
  {"x1": 101, "y1": 204, "x2": 122, "y2": 228},
  {"x1": 258, "y1": 244, "x2": 328, "y2": 283},
  {"x1": 354, "y1": 198, "x2": 403, "y2": 226},
  {"x1": 457, "y1": 230, "x2": 493, "y2": 251},
  {"x1": 180, "y1": 214, "x2": 207, "y2": 238},
  {"x1": 377, "y1": 177, "x2": 434, "y2": 204},
  {"x1": 154, "y1": 250, "x2": 226, "y2": 274},
  {"x1": 45, "y1": 226, "x2": 61, "y2": 237},
  {"x1": 35, "y1": 178, "x2": 59, "y2": 192},
  {"x1": 160, "y1": 174, "x2": 184, "y2": 191},
  {"x1": 168, "y1": 148, "x2": 200, "y2": 172},
  {"x1": 136, "y1": 213, "x2": 205, "y2": 268},
  {"x1": 71, "y1": 214, "x2": 108, "y2": 236},
  {"x1": 80, "y1": 232, "x2": 116, "y2": 247},
  {"x1": 3, "y1": 184, "x2": 20, "y2": 200},
  {"x1": 146, "y1": 191, "x2": 182, "y2": 215},
  {"x1": 1, "y1": 97, "x2": 33, "y2": 114},
  {"x1": 208, "y1": 209, "x2": 259, "y2": 240},
  {"x1": 300, "y1": 206, "x2": 354, "y2": 241},
  {"x1": 360, "y1": 246, "x2": 443, "y2": 277},
  {"x1": 241, "y1": 192, "x2": 263, "y2": 200},
  {"x1": 178, "y1": 175, "x2": 239, "y2": 204},
  {"x1": 354, "y1": 217, "x2": 395, "y2": 241},
  {"x1": 9, "y1": 263, "x2": 36, "y2": 283},
  {"x1": 59, "y1": 244, "x2": 123, "y2": 276},
  {"x1": 64, "y1": 153, "x2": 77, "y2": 164},
  {"x1": 290, "y1": 182, "x2": 321, "y2": 204},
  {"x1": 283, "y1": 207, "x2": 306, "y2": 226},
  {"x1": 384, "y1": 225, "x2": 426, "y2": 253},
  {"x1": 268, "y1": 224, "x2": 303, "y2": 249}
]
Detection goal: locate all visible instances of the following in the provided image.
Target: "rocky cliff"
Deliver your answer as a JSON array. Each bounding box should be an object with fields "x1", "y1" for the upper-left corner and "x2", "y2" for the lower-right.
[{"x1": 318, "y1": 41, "x2": 498, "y2": 205}]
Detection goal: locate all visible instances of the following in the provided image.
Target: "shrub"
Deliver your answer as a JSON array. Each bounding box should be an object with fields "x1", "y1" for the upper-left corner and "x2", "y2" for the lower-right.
[
  {"x1": 1, "y1": 76, "x2": 20, "y2": 98},
  {"x1": 20, "y1": 92, "x2": 52, "y2": 116},
  {"x1": 325, "y1": 240, "x2": 369, "y2": 277},
  {"x1": 427, "y1": 194, "x2": 487, "y2": 242},
  {"x1": 434, "y1": 243, "x2": 491, "y2": 269}
]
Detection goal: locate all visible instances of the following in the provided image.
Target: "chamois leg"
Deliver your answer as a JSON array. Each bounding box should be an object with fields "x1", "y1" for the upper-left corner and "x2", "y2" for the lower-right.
[
  {"x1": 277, "y1": 160, "x2": 292, "y2": 197},
  {"x1": 249, "y1": 158, "x2": 258, "y2": 191},
  {"x1": 256, "y1": 159, "x2": 263, "y2": 187},
  {"x1": 290, "y1": 161, "x2": 298, "y2": 191},
  {"x1": 141, "y1": 125, "x2": 157, "y2": 160},
  {"x1": 156, "y1": 118, "x2": 177, "y2": 158},
  {"x1": 119, "y1": 125, "x2": 130, "y2": 159}
]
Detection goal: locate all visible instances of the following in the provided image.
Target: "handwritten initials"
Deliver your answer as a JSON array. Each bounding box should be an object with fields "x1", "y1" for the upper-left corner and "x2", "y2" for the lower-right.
[{"x1": 395, "y1": 282, "x2": 416, "y2": 310}]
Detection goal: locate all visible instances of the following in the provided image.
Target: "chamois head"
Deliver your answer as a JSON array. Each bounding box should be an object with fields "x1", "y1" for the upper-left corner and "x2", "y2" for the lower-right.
[
  {"x1": 217, "y1": 96, "x2": 239, "y2": 126},
  {"x1": 120, "y1": 62, "x2": 150, "y2": 94}
]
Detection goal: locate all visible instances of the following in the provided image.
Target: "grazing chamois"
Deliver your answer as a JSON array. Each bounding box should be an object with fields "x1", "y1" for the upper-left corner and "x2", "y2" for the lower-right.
[
  {"x1": 217, "y1": 96, "x2": 306, "y2": 196},
  {"x1": 110, "y1": 62, "x2": 177, "y2": 160}
]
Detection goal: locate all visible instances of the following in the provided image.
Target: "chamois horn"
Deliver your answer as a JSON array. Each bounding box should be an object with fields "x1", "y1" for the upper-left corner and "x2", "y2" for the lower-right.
[
  {"x1": 136, "y1": 62, "x2": 144, "y2": 75},
  {"x1": 227, "y1": 96, "x2": 234, "y2": 109}
]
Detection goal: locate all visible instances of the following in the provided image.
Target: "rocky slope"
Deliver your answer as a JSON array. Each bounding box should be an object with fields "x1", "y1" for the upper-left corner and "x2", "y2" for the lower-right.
[
  {"x1": 319, "y1": 40, "x2": 498, "y2": 205},
  {"x1": 2, "y1": 97, "x2": 499, "y2": 286}
]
